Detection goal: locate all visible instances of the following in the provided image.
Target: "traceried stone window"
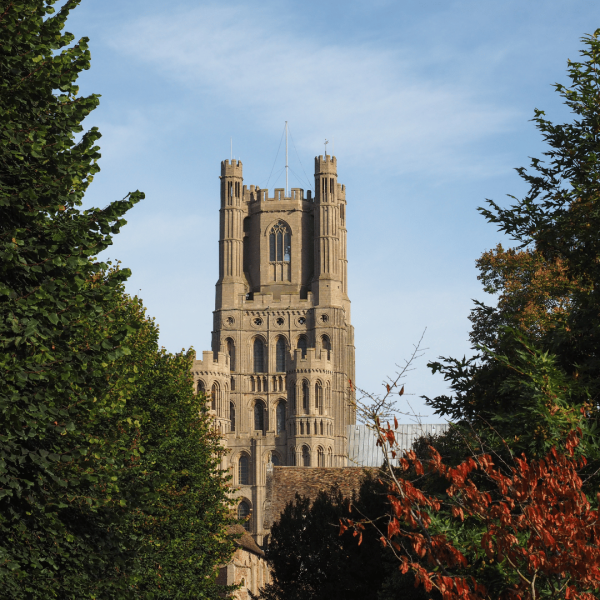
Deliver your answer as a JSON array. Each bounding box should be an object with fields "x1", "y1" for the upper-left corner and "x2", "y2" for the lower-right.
[
  {"x1": 276, "y1": 337, "x2": 286, "y2": 372},
  {"x1": 269, "y1": 221, "x2": 291, "y2": 282}
]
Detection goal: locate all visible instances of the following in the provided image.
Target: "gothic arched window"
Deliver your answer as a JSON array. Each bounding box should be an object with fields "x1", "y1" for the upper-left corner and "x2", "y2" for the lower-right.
[
  {"x1": 297, "y1": 336, "x2": 307, "y2": 359},
  {"x1": 271, "y1": 452, "x2": 280, "y2": 466},
  {"x1": 269, "y1": 221, "x2": 291, "y2": 262},
  {"x1": 254, "y1": 400, "x2": 265, "y2": 432},
  {"x1": 211, "y1": 382, "x2": 218, "y2": 411},
  {"x1": 318, "y1": 446, "x2": 325, "y2": 467},
  {"x1": 253, "y1": 338, "x2": 265, "y2": 373},
  {"x1": 197, "y1": 380, "x2": 206, "y2": 394},
  {"x1": 276, "y1": 337, "x2": 286, "y2": 372},
  {"x1": 302, "y1": 380, "x2": 309, "y2": 412},
  {"x1": 226, "y1": 338, "x2": 235, "y2": 371},
  {"x1": 276, "y1": 401, "x2": 286, "y2": 434},
  {"x1": 239, "y1": 456, "x2": 249, "y2": 486},
  {"x1": 230, "y1": 402, "x2": 236, "y2": 432},
  {"x1": 238, "y1": 500, "x2": 251, "y2": 531},
  {"x1": 321, "y1": 335, "x2": 331, "y2": 361},
  {"x1": 302, "y1": 445, "x2": 310, "y2": 467},
  {"x1": 315, "y1": 382, "x2": 323, "y2": 415}
]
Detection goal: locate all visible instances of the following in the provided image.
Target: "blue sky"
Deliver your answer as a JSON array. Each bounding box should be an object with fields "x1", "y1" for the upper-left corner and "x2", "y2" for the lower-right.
[{"x1": 67, "y1": 0, "x2": 599, "y2": 421}]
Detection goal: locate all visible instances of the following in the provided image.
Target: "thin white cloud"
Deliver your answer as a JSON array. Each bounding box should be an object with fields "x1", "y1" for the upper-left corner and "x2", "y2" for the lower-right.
[{"x1": 107, "y1": 3, "x2": 519, "y2": 179}]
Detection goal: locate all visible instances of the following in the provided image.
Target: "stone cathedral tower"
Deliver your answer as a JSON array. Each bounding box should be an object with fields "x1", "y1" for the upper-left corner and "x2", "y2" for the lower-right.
[{"x1": 192, "y1": 154, "x2": 355, "y2": 543}]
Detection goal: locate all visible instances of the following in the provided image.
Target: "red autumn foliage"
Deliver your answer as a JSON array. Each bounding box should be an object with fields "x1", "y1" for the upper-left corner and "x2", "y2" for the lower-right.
[{"x1": 340, "y1": 426, "x2": 600, "y2": 599}]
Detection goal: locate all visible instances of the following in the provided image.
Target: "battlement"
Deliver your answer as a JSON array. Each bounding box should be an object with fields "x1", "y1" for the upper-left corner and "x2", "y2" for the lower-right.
[
  {"x1": 247, "y1": 187, "x2": 309, "y2": 203},
  {"x1": 192, "y1": 349, "x2": 231, "y2": 374},
  {"x1": 315, "y1": 154, "x2": 337, "y2": 175},
  {"x1": 289, "y1": 347, "x2": 332, "y2": 372},
  {"x1": 337, "y1": 183, "x2": 346, "y2": 199},
  {"x1": 221, "y1": 159, "x2": 243, "y2": 178}
]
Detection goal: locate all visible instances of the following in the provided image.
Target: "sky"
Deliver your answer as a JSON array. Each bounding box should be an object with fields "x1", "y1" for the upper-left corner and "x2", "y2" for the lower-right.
[{"x1": 65, "y1": 0, "x2": 600, "y2": 422}]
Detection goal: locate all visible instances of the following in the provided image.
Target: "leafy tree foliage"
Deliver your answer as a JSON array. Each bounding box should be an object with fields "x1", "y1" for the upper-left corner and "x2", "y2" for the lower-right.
[
  {"x1": 343, "y1": 425, "x2": 600, "y2": 599},
  {"x1": 258, "y1": 479, "x2": 431, "y2": 600},
  {"x1": 426, "y1": 30, "x2": 600, "y2": 458},
  {"x1": 106, "y1": 290, "x2": 235, "y2": 599},
  {"x1": 0, "y1": 3, "x2": 234, "y2": 597}
]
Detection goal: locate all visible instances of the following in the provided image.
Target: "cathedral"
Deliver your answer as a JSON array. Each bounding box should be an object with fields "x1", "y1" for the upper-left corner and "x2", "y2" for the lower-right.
[{"x1": 192, "y1": 153, "x2": 356, "y2": 544}]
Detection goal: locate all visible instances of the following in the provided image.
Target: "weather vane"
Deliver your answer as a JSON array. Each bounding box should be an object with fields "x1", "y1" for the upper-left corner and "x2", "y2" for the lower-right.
[{"x1": 324, "y1": 139, "x2": 329, "y2": 155}]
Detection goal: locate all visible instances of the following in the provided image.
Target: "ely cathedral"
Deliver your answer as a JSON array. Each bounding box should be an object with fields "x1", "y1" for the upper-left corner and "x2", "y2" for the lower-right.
[{"x1": 192, "y1": 152, "x2": 355, "y2": 543}]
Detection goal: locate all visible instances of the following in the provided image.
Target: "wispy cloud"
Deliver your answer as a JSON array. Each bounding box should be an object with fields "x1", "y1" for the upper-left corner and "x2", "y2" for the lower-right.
[{"x1": 107, "y1": 2, "x2": 519, "y2": 179}]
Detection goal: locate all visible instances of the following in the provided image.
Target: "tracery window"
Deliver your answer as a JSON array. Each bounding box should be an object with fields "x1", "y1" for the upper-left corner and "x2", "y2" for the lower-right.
[
  {"x1": 253, "y1": 338, "x2": 265, "y2": 373},
  {"x1": 269, "y1": 221, "x2": 291, "y2": 262},
  {"x1": 238, "y1": 500, "x2": 251, "y2": 531},
  {"x1": 276, "y1": 337, "x2": 286, "y2": 372},
  {"x1": 269, "y1": 221, "x2": 291, "y2": 282}
]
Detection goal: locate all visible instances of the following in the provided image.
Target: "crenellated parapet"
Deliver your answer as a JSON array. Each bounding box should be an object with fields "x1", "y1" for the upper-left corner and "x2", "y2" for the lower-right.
[
  {"x1": 192, "y1": 350, "x2": 232, "y2": 434},
  {"x1": 314, "y1": 154, "x2": 337, "y2": 176}
]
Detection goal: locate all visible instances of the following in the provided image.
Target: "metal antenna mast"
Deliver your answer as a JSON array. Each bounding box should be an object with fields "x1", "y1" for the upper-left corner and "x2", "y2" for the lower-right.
[{"x1": 285, "y1": 121, "x2": 288, "y2": 197}]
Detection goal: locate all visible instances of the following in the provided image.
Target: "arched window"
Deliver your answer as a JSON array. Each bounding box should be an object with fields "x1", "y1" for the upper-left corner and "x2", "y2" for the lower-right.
[
  {"x1": 269, "y1": 221, "x2": 291, "y2": 262},
  {"x1": 211, "y1": 382, "x2": 218, "y2": 411},
  {"x1": 318, "y1": 447, "x2": 325, "y2": 467},
  {"x1": 302, "y1": 380, "x2": 309, "y2": 412},
  {"x1": 230, "y1": 402, "x2": 236, "y2": 432},
  {"x1": 321, "y1": 335, "x2": 331, "y2": 361},
  {"x1": 297, "y1": 336, "x2": 307, "y2": 358},
  {"x1": 226, "y1": 338, "x2": 235, "y2": 371},
  {"x1": 276, "y1": 337, "x2": 286, "y2": 372},
  {"x1": 315, "y1": 382, "x2": 323, "y2": 415},
  {"x1": 276, "y1": 402, "x2": 286, "y2": 435},
  {"x1": 239, "y1": 456, "x2": 249, "y2": 485},
  {"x1": 254, "y1": 400, "x2": 265, "y2": 432},
  {"x1": 253, "y1": 338, "x2": 265, "y2": 373},
  {"x1": 271, "y1": 452, "x2": 280, "y2": 466},
  {"x1": 197, "y1": 380, "x2": 205, "y2": 394},
  {"x1": 238, "y1": 500, "x2": 251, "y2": 531},
  {"x1": 302, "y1": 445, "x2": 310, "y2": 467}
]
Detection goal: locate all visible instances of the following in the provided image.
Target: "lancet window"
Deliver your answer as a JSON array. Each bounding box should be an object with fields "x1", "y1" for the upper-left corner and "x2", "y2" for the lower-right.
[
  {"x1": 276, "y1": 337, "x2": 286, "y2": 372},
  {"x1": 276, "y1": 402, "x2": 286, "y2": 435},
  {"x1": 238, "y1": 500, "x2": 251, "y2": 531},
  {"x1": 230, "y1": 402, "x2": 236, "y2": 432},
  {"x1": 253, "y1": 338, "x2": 265, "y2": 373},
  {"x1": 254, "y1": 400, "x2": 266, "y2": 432},
  {"x1": 239, "y1": 456, "x2": 250, "y2": 486}
]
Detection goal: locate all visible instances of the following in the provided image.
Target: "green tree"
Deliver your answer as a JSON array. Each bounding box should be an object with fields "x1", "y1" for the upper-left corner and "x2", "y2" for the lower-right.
[
  {"x1": 426, "y1": 30, "x2": 600, "y2": 459},
  {"x1": 0, "y1": 0, "x2": 148, "y2": 595},
  {"x1": 105, "y1": 290, "x2": 235, "y2": 599}
]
